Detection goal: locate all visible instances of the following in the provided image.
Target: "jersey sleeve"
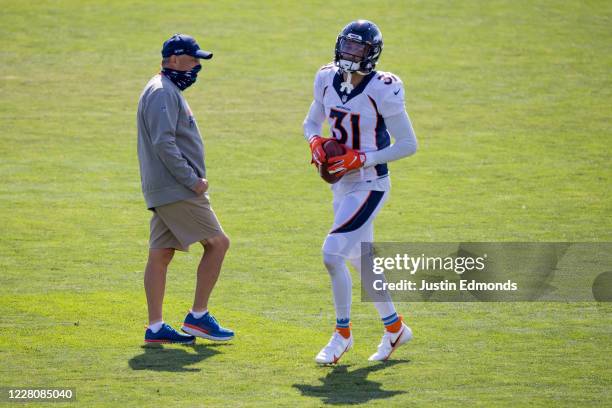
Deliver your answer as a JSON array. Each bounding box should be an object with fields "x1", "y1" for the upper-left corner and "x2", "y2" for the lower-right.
[
  {"x1": 363, "y1": 111, "x2": 418, "y2": 167},
  {"x1": 378, "y1": 75, "x2": 406, "y2": 119},
  {"x1": 313, "y1": 71, "x2": 323, "y2": 103}
]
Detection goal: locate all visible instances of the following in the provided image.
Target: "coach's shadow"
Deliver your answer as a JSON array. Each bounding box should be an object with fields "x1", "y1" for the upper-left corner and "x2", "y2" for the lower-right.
[
  {"x1": 129, "y1": 343, "x2": 227, "y2": 372},
  {"x1": 293, "y1": 360, "x2": 408, "y2": 405}
]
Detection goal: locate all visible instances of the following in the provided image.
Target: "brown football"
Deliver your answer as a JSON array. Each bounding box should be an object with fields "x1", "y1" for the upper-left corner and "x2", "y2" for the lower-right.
[{"x1": 319, "y1": 139, "x2": 346, "y2": 184}]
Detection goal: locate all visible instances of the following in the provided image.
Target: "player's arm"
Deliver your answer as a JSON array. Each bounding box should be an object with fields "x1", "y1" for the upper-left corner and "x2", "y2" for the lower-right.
[
  {"x1": 303, "y1": 100, "x2": 327, "y2": 165},
  {"x1": 303, "y1": 68, "x2": 330, "y2": 164},
  {"x1": 363, "y1": 79, "x2": 417, "y2": 167},
  {"x1": 303, "y1": 100, "x2": 325, "y2": 141},
  {"x1": 146, "y1": 89, "x2": 201, "y2": 191},
  {"x1": 362, "y1": 111, "x2": 418, "y2": 168}
]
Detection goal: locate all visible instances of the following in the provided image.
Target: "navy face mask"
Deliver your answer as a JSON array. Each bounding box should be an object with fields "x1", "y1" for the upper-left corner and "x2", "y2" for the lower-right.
[{"x1": 162, "y1": 64, "x2": 202, "y2": 90}]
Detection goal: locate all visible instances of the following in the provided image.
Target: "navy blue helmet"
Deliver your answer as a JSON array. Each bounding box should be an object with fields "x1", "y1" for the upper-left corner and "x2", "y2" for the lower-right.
[{"x1": 334, "y1": 20, "x2": 383, "y2": 74}]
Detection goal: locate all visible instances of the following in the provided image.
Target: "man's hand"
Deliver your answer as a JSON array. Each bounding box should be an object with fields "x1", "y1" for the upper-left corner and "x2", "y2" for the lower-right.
[
  {"x1": 192, "y1": 178, "x2": 209, "y2": 195},
  {"x1": 309, "y1": 135, "x2": 327, "y2": 166},
  {"x1": 327, "y1": 149, "x2": 366, "y2": 175}
]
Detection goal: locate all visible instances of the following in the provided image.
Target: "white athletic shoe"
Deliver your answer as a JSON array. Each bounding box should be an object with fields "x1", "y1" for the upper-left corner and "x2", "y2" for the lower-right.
[
  {"x1": 368, "y1": 321, "x2": 412, "y2": 361},
  {"x1": 315, "y1": 331, "x2": 354, "y2": 364}
]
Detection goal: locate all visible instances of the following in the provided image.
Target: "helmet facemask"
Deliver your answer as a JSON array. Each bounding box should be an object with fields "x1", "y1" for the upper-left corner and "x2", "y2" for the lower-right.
[
  {"x1": 336, "y1": 36, "x2": 374, "y2": 95},
  {"x1": 337, "y1": 37, "x2": 372, "y2": 74}
]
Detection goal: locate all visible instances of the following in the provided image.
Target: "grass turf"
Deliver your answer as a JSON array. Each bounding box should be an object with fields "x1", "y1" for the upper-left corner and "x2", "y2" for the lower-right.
[{"x1": 0, "y1": 0, "x2": 610, "y2": 406}]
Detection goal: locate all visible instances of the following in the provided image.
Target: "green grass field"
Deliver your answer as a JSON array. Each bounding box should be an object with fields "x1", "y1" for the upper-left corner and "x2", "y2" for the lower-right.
[{"x1": 1, "y1": 0, "x2": 611, "y2": 406}]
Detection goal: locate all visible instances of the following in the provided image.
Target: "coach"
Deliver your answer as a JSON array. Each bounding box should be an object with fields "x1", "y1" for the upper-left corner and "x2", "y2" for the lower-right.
[{"x1": 137, "y1": 34, "x2": 234, "y2": 344}]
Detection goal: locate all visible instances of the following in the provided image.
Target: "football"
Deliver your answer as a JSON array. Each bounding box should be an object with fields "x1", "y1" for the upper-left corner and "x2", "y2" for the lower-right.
[{"x1": 319, "y1": 139, "x2": 346, "y2": 184}]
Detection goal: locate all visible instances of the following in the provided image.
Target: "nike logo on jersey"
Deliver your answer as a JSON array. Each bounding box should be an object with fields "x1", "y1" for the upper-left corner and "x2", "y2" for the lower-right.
[{"x1": 394, "y1": 89, "x2": 401, "y2": 95}]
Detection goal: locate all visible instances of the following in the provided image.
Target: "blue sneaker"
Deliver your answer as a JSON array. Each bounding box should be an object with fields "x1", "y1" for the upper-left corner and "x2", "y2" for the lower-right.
[
  {"x1": 144, "y1": 323, "x2": 195, "y2": 345},
  {"x1": 182, "y1": 312, "x2": 234, "y2": 341}
]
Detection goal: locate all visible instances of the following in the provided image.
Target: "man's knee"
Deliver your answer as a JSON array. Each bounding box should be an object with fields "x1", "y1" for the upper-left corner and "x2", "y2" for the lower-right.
[
  {"x1": 148, "y1": 248, "x2": 175, "y2": 265},
  {"x1": 202, "y1": 233, "x2": 230, "y2": 252},
  {"x1": 323, "y1": 252, "x2": 345, "y2": 274}
]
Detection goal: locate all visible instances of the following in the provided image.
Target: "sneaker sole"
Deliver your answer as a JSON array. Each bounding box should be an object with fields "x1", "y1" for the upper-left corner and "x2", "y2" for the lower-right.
[
  {"x1": 181, "y1": 324, "x2": 234, "y2": 341},
  {"x1": 144, "y1": 338, "x2": 195, "y2": 345}
]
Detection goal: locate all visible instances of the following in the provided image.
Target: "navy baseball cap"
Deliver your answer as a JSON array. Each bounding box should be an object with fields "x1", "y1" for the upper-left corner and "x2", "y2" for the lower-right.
[{"x1": 161, "y1": 34, "x2": 213, "y2": 59}]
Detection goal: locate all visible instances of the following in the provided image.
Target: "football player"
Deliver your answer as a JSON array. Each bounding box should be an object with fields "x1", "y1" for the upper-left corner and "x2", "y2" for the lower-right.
[{"x1": 303, "y1": 20, "x2": 418, "y2": 363}]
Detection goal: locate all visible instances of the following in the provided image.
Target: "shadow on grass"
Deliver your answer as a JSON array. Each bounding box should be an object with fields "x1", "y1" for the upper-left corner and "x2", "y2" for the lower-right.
[
  {"x1": 129, "y1": 343, "x2": 228, "y2": 372},
  {"x1": 293, "y1": 360, "x2": 408, "y2": 405}
]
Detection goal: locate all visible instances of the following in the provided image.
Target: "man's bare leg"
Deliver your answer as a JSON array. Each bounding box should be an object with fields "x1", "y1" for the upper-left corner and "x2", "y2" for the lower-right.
[
  {"x1": 192, "y1": 233, "x2": 230, "y2": 312},
  {"x1": 144, "y1": 248, "x2": 175, "y2": 324}
]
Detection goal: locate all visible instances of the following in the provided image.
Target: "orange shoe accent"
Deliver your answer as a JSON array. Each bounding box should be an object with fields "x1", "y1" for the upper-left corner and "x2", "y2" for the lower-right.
[
  {"x1": 336, "y1": 323, "x2": 352, "y2": 339},
  {"x1": 385, "y1": 315, "x2": 403, "y2": 333},
  {"x1": 183, "y1": 323, "x2": 210, "y2": 334}
]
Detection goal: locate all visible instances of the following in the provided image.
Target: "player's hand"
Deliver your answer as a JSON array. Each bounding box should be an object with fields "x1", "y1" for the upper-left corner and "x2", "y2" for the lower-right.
[
  {"x1": 327, "y1": 149, "x2": 366, "y2": 175},
  {"x1": 309, "y1": 135, "x2": 327, "y2": 166},
  {"x1": 192, "y1": 178, "x2": 209, "y2": 195}
]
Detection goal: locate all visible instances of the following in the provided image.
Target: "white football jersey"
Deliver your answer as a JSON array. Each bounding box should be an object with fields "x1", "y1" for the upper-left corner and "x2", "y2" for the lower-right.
[{"x1": 313, "y1": 63, "x2": 406, "y2": 182}]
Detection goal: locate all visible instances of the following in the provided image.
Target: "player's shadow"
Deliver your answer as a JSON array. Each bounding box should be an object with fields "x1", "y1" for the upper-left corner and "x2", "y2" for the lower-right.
[
  {"x1": 129, "y1": 343, "x2": 226, "y2": 372},
  {"x1": 293, "y1": 360, "x2": 408, "y2": 405}
]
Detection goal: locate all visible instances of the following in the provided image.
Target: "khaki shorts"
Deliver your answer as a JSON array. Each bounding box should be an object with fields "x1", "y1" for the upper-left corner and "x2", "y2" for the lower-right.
[{"x1": 149, "y1": 194, "x2": 223, "y2": 251}]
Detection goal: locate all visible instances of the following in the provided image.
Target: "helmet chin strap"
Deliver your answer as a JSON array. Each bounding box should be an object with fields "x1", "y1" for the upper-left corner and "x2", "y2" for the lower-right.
[
  {"x1": 340, "y1": 71, "x2": 354, "y2": 94},
  {"x1": 338, "y1": 59, "x2": 370, "y2": 94}
]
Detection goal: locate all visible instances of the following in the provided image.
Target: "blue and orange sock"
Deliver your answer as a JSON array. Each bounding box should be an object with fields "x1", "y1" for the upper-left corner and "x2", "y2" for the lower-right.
[
  {"x1": 336, "y1": 318, "x2": 351, "y2": 339},
  {"x1": 382, "y1": 313, "x2": 403, "y2": 333}
]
